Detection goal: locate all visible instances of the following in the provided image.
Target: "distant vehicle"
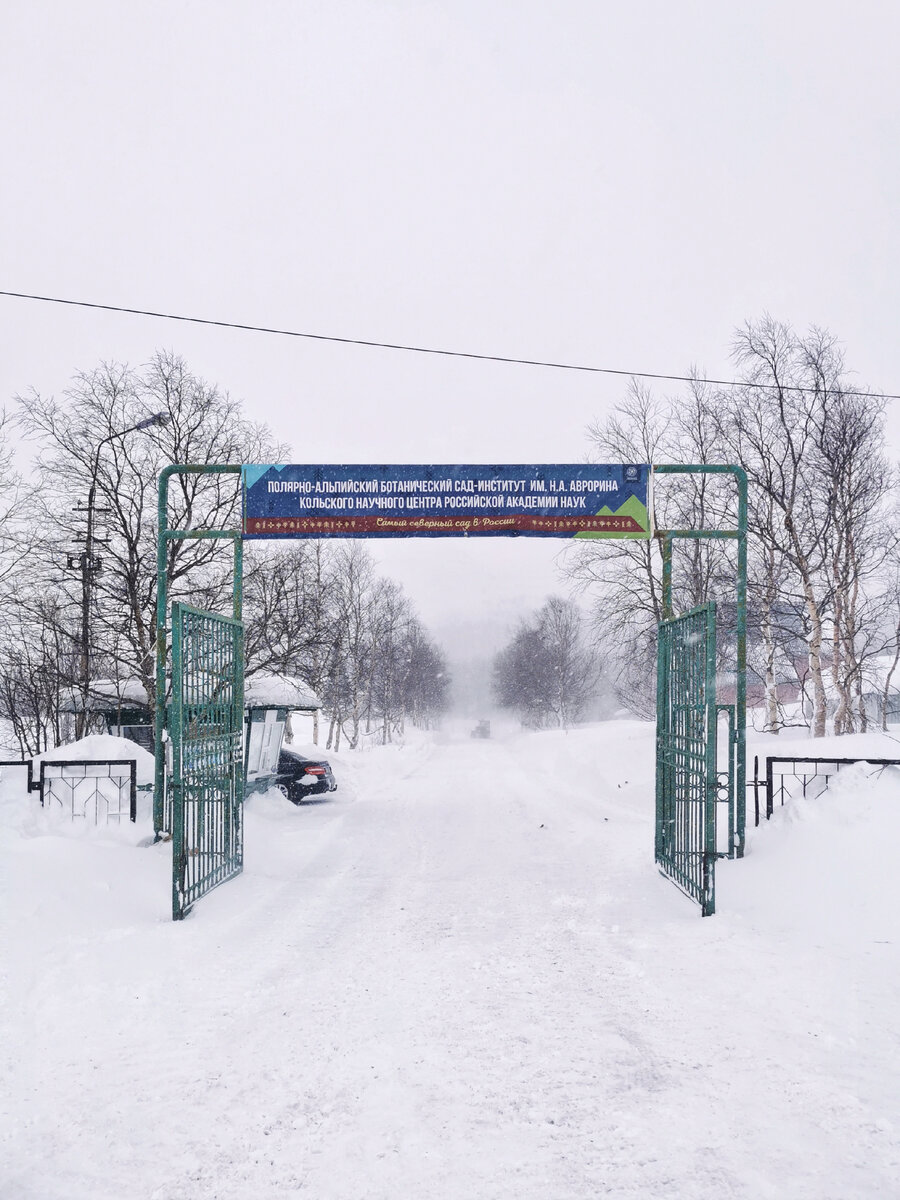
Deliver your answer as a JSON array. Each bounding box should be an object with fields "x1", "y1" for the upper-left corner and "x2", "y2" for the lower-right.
[
  {"x1": 471, "y1": 720, "x2": 491, "y2": 739},
  {"x1": 275, "y1": 748, "x2": 337, "y2": 802}
]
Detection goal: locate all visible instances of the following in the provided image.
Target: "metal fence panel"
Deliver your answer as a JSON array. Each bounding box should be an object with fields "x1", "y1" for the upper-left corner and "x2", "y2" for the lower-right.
[
  {"x1": 38, "y1": 759, "x2": 137, "y2": 823},
  {"x1": 171, "y1": 602, "x2": 244, "y2": 919},
  {"x1": 752, "y1": 756, "x2": 900, "y2": 824},
  {"x1": 655, "y1": 603, "x2": 717, "y2": 916}
]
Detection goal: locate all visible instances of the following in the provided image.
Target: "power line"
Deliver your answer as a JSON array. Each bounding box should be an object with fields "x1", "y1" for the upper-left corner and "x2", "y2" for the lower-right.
[{"x1": 1, "y1": 288, "x2": 897, "y2": 400}]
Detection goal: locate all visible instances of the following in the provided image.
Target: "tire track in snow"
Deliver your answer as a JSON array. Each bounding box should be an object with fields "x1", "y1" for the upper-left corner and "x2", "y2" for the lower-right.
[{"x1": 202, "y1": 735, "x2": 683, "y2": 1199}]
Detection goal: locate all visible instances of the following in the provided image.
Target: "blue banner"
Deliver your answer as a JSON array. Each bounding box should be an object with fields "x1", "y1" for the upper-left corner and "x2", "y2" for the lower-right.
[{"x1": 242, "y1": 464, "x2": 652, "y2": 539}]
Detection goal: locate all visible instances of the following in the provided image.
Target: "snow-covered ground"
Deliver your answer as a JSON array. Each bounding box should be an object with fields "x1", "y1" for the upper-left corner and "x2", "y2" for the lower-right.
[{"x1": 2, "y1": 720, "x2": 899, "y2": 1199}]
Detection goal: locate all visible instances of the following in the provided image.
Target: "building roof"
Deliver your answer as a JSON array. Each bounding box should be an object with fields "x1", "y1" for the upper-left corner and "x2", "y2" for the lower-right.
[
  {"x1": 244, "y1": 673, "x2": 322, "y2": 711},
  {"x1": 60, "y1": 678, "x2": 152, "y2": 713},
  {"x1": 62, "y1": 673, "x2": 322, "y2": 714}
]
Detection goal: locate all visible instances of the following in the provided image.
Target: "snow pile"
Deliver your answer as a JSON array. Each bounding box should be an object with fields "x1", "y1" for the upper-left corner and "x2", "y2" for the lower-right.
[
  {"x1": 35, "y1": 733, "x2": 156, "y2": 786},
  {"x1": 726, "y1": 751, "x2": 900, "y2": 944},
  {"x1": 0, "y1": 734, "x2": 158, "y2": 842},
  {"x1": 748, "y1": 726, "x2": 900, "y2": 765}
]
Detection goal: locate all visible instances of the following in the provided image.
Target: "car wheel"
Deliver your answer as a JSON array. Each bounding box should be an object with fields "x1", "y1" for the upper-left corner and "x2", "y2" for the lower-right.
[{"x1": 276, "y1": 783, "x2": 295, "y2": 802}]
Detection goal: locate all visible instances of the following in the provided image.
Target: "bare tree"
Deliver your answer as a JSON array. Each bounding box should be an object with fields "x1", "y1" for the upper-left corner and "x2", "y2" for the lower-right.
[
  {"x1": 876, "y1": 555, "x2": 900, "y2": 731},
  {"x1": 17, "y1": 353, "x2": 287, "y2": 713},
  {"x1": 565, "y1": 375, "x2": 736, "y2": 716},
  {"x1": 243, "y1": 541, "x2": 336, "y2": 682},
  {"x1": 9, "y1": 356, "x2": 453, "y2": 753},
  {"x1": 399, "y1": 618, "x2": 450, "y2": 731},
  {"x1": 0, "y1": 586, "x2": 76, "y2": 754},
  {"x1": 564, "y1": 382, "x2": 668, "y2": 715},
  {"x1": 539, "y1": 596, "x2": 601, "y2": 729},
  {"x1": 493, "y1": 597, "x2": 599, "y2": 729},
  {"x1": 319, "y1": 542, "x2": 449, "y2": 748},
  {"x1": 324, "y1": 542, "x2": 375, "y2": 750},
  {"x1": 814, "y1": 387, "x2": 895, "y2": 731},
  {"x1": 367, "y1": 578, "x2": 411, "y2": 744},
  {"x1": 493, "y1": 620, "x2": 553, "y2": 728},
  {"x1": 717, "y1": 318, "x2": 892, "y2": 737},
  {"x1": 566, "y1": 317, "x2": 896, "y2": 738}
]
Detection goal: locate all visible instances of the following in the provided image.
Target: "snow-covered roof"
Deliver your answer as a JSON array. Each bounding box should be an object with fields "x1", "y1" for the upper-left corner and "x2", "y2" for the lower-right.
[
  {"x1": 244, "y1": 673, "x2": 322, "y2": 711},
  {"x1": 62, "y1": 672, "x2": 322, "y2": 713},
  {"x1": 60, "y1": 678, "x2": 151, "y2": 713}
]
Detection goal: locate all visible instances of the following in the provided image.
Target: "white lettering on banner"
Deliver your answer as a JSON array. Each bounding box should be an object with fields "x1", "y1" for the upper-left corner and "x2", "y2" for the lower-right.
[
  {"x1": 475, "y1": 479, "x2": 527, "y2": 493},
  {"x1": 301, "y1": 497, "x2": 349, "y2": 509},
  {"x1": 508, "y1": 496, "x2": 566, "y2": 509},
  {"x1": 313, "y1": 480, "x2": 379, "y2": 494},
  {"x1": 268, "y1": 475, "x2": 621, "y2": 498},
  {"x1": 293, "y1": 493, "x2": 606, "y2": 513},
  {"x1": 267, "y1": 480, "x2": 313, "y2": 493},
  {"x1": 381, "y1": 479, "x2": 455, "y2": 493},
  {"x1": 265, "y1": 473, "x2": 630, "y2": 520},
  {"x1": 326, "y1": 494, "x2": 568, "y2": 512},
  {"x1": 571, "y1": 479, "x2": 618, "y2": 492}
]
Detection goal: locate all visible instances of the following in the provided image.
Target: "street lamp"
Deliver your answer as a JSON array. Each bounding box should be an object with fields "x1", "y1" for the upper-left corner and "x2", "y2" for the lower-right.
[{"x1": 75, "y1": 411, "x2": 170, "y2": 736}]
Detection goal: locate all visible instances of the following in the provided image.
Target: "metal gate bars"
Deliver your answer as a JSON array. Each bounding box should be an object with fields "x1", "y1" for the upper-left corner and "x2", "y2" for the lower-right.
[
  {"x1": 655, "y1": 602, "x2": 718, "y2": 916},
  {"x1": 653, "y1": 463, "x2": 747, "y2": 916},
  {"x1": 171, "y1": 601, "x2": 245, "y2": 920}
]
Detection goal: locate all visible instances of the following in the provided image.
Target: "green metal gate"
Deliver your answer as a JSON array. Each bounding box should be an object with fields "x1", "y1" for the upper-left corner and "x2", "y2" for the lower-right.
[
  {"x1": 171, "y1": 601, "x2": 244, "y2": 920},
  {"x1": 655, "y1": 602, "x2": 718, "y2": 916}
]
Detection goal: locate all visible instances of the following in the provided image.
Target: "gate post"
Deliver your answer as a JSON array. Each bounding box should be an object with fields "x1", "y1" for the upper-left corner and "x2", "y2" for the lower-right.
[
  {"x1": 154, "y1": 464, "x2": 243, "y2": 839},
  {"x1": 703, "y1": 601, "x2": 718, "y2": 914},
  {"x1": 654, "y1": 464, "x2": 747, "y2": 860},
  {"x1": 653, "y1": 465, "x2": 748, "y2": 915}
]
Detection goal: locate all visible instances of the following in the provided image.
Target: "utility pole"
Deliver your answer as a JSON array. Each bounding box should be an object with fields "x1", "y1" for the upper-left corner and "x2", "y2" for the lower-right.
[{"x1": 71, "y1": 412, "x2": 170, "y2": 738}]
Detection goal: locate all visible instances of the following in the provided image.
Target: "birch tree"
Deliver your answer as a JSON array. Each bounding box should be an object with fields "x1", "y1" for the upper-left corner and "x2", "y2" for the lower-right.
[
  {"x1": 17, "y1": 353, "x2": 286, "y2": 710},
  {"x1": 718, "y1": 318, "x2": 885, "y2": 737}
]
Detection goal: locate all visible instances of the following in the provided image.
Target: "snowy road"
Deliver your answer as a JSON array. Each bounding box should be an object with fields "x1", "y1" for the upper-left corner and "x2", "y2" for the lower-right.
[{"x1": 3, "y1": 722, "x2": 899, "y2": 1198}]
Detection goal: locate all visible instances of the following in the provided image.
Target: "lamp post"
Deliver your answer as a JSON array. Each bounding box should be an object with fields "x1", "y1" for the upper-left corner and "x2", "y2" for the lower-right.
[{"x1": 75, "y1": 411, "x2": 170, "y2": 736}]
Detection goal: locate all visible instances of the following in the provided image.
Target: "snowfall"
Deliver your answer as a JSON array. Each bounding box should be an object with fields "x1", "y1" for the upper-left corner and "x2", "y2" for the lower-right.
[{"x1": 2, "y1": 719, "x2": 899, "y2": 1200}]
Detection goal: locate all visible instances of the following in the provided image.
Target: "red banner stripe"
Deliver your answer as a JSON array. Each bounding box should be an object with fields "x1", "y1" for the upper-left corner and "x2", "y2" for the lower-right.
[{"x1": 243, "y1": 513, "x2": 647, "y2": 536}]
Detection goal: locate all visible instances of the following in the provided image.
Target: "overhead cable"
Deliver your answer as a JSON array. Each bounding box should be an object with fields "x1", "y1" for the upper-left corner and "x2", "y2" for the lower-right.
[{"x1": 0, "y1": 289, "x2": 896, "y2": 400}]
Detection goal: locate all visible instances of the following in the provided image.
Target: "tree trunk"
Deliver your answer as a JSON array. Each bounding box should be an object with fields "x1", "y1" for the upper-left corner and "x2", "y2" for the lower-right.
[
  {"x1": 761, "y1": 544, "x2": 780, "y2": 733},
  {"x1": 883, "y1": 641, "x2": 900, "y2": 732},
  {"x1": 803, "y1": 587, "x2": 828, "y2": 738}
]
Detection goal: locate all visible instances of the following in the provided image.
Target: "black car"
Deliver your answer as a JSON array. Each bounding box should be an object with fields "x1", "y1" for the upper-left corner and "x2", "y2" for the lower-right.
[{"x1": 275, "y1": 748, "x2": 337, "y2": 803}]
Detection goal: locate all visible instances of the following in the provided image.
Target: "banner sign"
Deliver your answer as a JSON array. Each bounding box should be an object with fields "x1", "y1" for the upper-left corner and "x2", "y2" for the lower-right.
[{"x1": 242, "y1": 464, "x2": 652, "y2": 540}]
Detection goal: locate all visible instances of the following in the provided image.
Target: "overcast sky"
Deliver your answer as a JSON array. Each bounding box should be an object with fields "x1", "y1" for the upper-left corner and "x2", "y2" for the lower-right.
[{"x1": 2, "y1": 1, "x2": 899, "y2": 659}]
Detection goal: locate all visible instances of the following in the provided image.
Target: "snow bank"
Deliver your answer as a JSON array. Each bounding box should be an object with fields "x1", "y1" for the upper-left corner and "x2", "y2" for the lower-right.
[
  {"x1": 748, "y1": 727, "x2": 900, "y2": 763},
  {"x1": 2, "y1": 720, "x2": 899, "y2": 1198},
  {"x1": 35, "y1": 733, "x2": 156, "y2": 786},
  {"x1": 726, "y1": 754, "x2": 900, "y2": 944},
  {"x1": 0, "y1": 734, "x2": 157, "y2": 844}
]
